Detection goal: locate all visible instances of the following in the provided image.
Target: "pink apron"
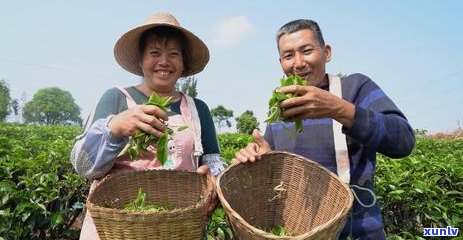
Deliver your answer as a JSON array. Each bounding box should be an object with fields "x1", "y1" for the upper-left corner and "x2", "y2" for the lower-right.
[{"x1": 80, "y1": 89, "x2": 197, "y2": 240}]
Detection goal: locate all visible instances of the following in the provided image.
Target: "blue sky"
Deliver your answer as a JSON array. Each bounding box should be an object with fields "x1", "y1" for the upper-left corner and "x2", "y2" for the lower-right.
[{"x1": 1, "y1": 1, "x2": 462, "y2": 133}]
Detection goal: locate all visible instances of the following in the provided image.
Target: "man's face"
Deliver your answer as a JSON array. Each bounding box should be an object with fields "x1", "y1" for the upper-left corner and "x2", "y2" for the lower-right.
[{"x1": 278, "y1": 29, "x2": 331, "y2": 86}]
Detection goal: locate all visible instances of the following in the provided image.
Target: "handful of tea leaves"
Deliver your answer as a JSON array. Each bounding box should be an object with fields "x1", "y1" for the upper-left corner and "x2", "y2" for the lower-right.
[
  {"x1": 123, "y1": 188, "x2": 170, "y2": 213},
  {"x1": 268, "y1": 225, "x2": 288, "y2": 236},
  {"x1": 120, "y1": 92, "x2": 186, "y2": 165},
  {"x1": 265, "y1": 74, "x2": 307, "y2": 133}
]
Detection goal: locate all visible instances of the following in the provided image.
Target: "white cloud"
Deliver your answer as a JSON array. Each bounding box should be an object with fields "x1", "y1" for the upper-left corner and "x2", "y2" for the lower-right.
[{"x1": 212, "y1": 16, "x2": 254, "y2": 47}]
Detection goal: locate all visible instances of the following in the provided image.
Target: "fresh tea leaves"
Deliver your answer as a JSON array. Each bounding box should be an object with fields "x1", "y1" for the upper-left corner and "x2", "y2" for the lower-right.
[
  {"x1": 269, "y1": 225, "x2": 288, "y2": 236},
  {"x1": 123, "y1": 188, "x2": 170, "y2": 213},
  {"x1": 265, "y1": 74, "x2": 307, "y2": 133},
  {"x1": 156, "y1": 131, "x2": 170, "y2": 166},
  {"x1": 120, "y1": 92, "x2": 187, "y2": 165}
]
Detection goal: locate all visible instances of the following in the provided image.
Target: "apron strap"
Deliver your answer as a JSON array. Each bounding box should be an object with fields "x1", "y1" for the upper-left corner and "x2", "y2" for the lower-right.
[
  {"x1": 115, "y1": 86, "x2": 137, "y2": 109},
  {"x1": 114, "y1": 87, "x2": 138, "y2": 158},
  {"x1": 179, "y1": 93, "x2": 203, "y2": 168},
  {"x1": 83, "y1": 102, "x2": 97, "y2": 133},
  {"x1": 328, "y1": 75, "x2": 377, "y2": 240},
  {"x1": 328, "y1": 74, "x2": 350, "y2": 184}
]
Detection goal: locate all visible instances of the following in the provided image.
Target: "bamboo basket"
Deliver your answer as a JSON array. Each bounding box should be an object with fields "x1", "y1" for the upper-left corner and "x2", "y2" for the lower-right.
[
  {"x1": 216, "y1": 151, "x2": 353, "y2": 240},
  {"x1": 86, "y1": 169, "x2": 214, "y2": 240}
]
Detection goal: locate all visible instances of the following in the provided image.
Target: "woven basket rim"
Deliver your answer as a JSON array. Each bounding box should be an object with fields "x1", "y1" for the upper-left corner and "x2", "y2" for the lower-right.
[
  {"x1": 216, "y1": 150, "x2": 354, "y2": 239},
  {"x1": 86, "y1": 169, "x2": 214, "y2": 216}
]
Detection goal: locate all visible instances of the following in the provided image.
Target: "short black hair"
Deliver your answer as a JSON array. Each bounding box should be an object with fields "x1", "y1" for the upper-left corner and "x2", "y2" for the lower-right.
[{"x1": 276, "y1": 19, "x2": 325, "y2": 48}]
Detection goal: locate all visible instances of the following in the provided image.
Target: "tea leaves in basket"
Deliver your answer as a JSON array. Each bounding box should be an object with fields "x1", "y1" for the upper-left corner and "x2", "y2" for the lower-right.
[
  {"x1": 123, "y1": 188, "x2": 171, "y2": 213},
  {"x1": 269, "y1": 225, "x2": 288, "y2": 236}
]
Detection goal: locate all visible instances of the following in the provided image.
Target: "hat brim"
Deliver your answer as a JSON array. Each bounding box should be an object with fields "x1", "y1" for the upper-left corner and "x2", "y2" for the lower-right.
[{"x1": 114, "y1": 23, "x2": 209, "y2": 77}]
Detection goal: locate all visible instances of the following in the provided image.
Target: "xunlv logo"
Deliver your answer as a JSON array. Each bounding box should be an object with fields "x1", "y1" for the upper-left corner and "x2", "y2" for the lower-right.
[{"x1": 423, "y1": 226, "x2": 459, "y2": 236}]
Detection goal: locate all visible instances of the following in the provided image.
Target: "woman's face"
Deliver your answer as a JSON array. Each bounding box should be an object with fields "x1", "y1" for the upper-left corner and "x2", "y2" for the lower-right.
[{"x1": 140, "y1": 36, "x2": 184, "y2": 92}]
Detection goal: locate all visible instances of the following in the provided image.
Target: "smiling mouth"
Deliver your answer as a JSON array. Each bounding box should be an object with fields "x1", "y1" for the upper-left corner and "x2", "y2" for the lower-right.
[
  {"x1": 155, "y1": 70, "x2": 173, "y2": 77},
  {"x1": 295, "y1": 72, "x2": 309, "y2": 78}
]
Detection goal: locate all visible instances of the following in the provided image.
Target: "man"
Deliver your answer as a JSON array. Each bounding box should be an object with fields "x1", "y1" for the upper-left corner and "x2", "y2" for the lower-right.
[{"x1": 233, "y1": 19, "x2": 415, "y2": 239}]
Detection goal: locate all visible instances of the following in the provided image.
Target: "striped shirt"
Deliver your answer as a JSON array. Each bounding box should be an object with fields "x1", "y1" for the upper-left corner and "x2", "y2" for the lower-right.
[{"x1": 264, "y1": 73, "x2": 415, "y2": 239}]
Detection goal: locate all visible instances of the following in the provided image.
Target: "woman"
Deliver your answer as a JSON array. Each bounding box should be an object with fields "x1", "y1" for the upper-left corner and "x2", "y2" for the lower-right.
[{"x1": 70, "y1": 12, "x2": 225, "y2": 239}]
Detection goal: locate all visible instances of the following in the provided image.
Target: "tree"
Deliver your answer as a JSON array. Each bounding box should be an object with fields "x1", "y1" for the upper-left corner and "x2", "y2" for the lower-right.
[
  {"x1": 11, "y1": 99, "x2": 19, "y2": 116},
  {"x1": 210, "y1": 105, "x2": 233, "y2": 133},
  {"x1": 336, "y1": 73, "x2": 347, "y2": 78},
  {"x1": 11, "y1": 92, "x2": 28, "y2": 123},
  {"x1": 235, "y1": 110, "x2": 259, "y2": 134},
  {"x1": 175, "y1": 76, "x2": 198, "y2": 98},
  {"x1": 10, "y1": 99, "x2": 19, "y2": 122},
  {"x1": 23, "y1": 87, "x2": 82, "y2": 125},
  {"x1": 0, "y1": 79, "x2": 12, "y2": 122}
]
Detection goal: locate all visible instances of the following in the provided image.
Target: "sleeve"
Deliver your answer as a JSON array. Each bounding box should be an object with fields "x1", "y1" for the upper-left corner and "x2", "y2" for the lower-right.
[
  {"x1": 264, "y1": 124, "x2": 275, "y2": 150},
  {"x1": 194, "y1": 98, "x2": 225, "y2": 177},
  {"x1": 70, "y1": 88, "x2": 130, "y2": 180},
  {"x1": 342, "y1": 74, "x2": 415, "y2": 158}
]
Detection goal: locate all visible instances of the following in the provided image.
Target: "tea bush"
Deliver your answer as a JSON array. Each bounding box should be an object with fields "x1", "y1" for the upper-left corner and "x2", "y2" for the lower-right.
[
  {"x1": 217, "y1": 133, "x2": 253, "y2": 165},
  {"x1": 0, "y1": 123, "x2": 87, "y2": 239},
  {"x1": 377, "y1": 138, "x2": 463, "y2": 238},
  {"x1": 1, "y1": 123, "x2": 462, "y2": 239}
]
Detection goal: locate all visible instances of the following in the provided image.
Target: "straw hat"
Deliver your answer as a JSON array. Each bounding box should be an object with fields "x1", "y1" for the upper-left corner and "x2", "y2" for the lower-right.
[{"x1": 114, "y1": 12, "x2": 210, "y2": 77}]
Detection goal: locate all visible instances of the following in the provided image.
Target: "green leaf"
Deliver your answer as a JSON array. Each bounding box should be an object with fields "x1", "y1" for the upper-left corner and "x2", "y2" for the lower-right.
[
  {"x1": 177, "y1": 125, "x2": 189, "y2": 132},
  {"x1": 51, "y1": 212, "x2": 64, "y2": 229},
  {"x1": 126, "y1": 92, "x2": 173, "y2": 162},
  {"x1": 445, "y1": 190, "x2": 461, "y2": 195},
  {"x1": 266, "y1": 74, "x2": 307, "y2": 134},
  {"x1": 156, "y1": 132, "x2": 169, "y2": 166},
  {"x1": 217, "y1": 227, "x2": 225, "y2": 239},
  {"x1": 295, "y1": 121, "x2": 302, "y2": 133},
  {"x1": 72, "y1": 202, "x2": 84, "y2": 210},
  {"x1": 270, "y1": 225, "x2": 287, "y2": 236}
]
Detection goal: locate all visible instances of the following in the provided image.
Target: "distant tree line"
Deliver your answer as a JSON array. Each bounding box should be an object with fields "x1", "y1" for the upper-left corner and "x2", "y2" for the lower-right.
[
  {"x1": 1, "y1": 78, "x2": 261, "y2": 134},
  {"x1": 0, "y1": 79, "x2": 82, "y2": 125}
]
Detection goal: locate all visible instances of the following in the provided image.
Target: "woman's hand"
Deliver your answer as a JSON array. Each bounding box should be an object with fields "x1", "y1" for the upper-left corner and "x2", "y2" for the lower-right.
[
  {"x1": 232, "y1": 129, "x2": 271, "y2": 163},
  {"x1": 196, "y1": 165, "x2": 219, "y2": 214},
  {"x1": 108, "y1": 105, "x2": 169, "y2": 139}
]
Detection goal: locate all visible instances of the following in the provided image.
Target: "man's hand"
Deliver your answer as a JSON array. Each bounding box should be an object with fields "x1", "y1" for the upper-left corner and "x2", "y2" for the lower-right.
[
  {"x1": 232, "y1": 129, "x2": 271, "y2": 163},
  {"x1": 278, "y1": 85, "x2": 355, "y2": 128}
]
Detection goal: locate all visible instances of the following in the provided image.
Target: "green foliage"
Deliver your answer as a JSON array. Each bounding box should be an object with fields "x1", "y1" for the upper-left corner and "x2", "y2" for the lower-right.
[
  {"x1": 269, "y1": 225, "x2": 287, "y2": 236},
  {"x1": 0, "y1": 122, "x2": 87, "y2": 239},
  {"x1": 211, "y1": 105, "x2": 234, "y2": 132},
  {"x1": 22, "y1": 87, "x2": 82, "y2": 125},
  {"x1": 336, "y1": 73, "x2": 347, "y2": 78},
  {"x1": 266, "y1": 75, "x2": 307, "y2": 133},
  {"x1": 0, "y1": 79, "x2": 12, "y2": 121},
  {"x1": 205, "y1": 207, "x2": 234, "y2": 240},
  {"x1": 414, "y1": 129, "x2": 428, "y2": 138},
  {"x1": 123, "y1": 188, "x2": 170, "y2": 212},
  {"x1": 10, "y1": 99, "x2": 19, "y2": 117},
  {"x1": 235, "y1": 110, "x2": 259, "y2": 134},
  {"x1": 121, "y1": 92, "x2": 173, "y2": 164},
  {"x1": 376, "y1": 138, "x2": 463, "y2": 237},
  {"x1": 217, "y1": 133, "x2": 253, "y2": 165},
  {"x1": 175, "y1": 76, "x2": 198, "y2": 98},
  {"x1": 2, "y1": 123, "x2": 461, "y2": 239}
]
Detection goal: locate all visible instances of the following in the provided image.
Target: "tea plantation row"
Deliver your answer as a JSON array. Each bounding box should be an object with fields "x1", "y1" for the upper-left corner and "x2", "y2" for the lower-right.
[{"x1": 0, "y1": 123, "x2": 461, "y2": 239}]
